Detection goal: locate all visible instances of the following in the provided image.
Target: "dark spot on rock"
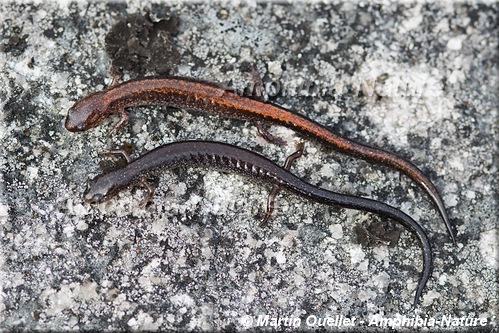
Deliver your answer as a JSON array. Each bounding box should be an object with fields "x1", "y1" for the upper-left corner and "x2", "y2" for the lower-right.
[
  {"x1": 1, "y1": 34, "x2": 29, "y2": 56},
  {"x1": 354, "y1": 220, "x2": 401, "y2": 247},
  {"x1": 105, "y1": 12, "x2": 180, "y2": 75}
]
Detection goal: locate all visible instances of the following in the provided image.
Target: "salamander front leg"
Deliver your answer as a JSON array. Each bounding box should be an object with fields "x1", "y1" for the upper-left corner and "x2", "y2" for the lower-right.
[
  {"x1": 138, "y1": 177, "x2": 156, "y2": 209},
  {"x1": 98, "y1": 148, "x2": 155, "y2": 208},
  {"x1": 108, "y1": 108, "x2": 130, "y2": 138},
  {"x1": 260, "y1": 142, "x2": 305, "y2": 226},
  {"x1": 99, "y1": 148, "x2": 132, "y2": 163}
]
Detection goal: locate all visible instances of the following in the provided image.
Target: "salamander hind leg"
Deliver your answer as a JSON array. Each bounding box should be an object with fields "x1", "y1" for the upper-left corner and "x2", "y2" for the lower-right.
[
  {"x1": 256, "y1": 121, "x2": 286, "y2": 146},
  {"x1": 260, "y1": 186, "x2": 281, "y2": 226},
  {"x1": 109, "y1": 67, "x2": 122, "y2": 87},
  {"x1": 260, "y1": 142, "x2": 306, "y2": 226}
]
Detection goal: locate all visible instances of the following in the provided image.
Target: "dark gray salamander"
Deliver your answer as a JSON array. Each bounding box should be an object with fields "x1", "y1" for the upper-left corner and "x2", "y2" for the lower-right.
[{"x1": 83, "y1": 140, "x2": 432, "y2": 307}]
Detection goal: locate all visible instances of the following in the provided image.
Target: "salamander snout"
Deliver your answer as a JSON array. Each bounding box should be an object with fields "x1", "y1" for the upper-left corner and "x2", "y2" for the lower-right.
[
  {"x1": 83, "y1": 191, "x2": 103, "y2": 204},
  {"x1": 83, "y1": 175, "x2": 120, "y2": 204},
  {"x1": 83, "y1": 185, "x2": 104, "y2": 204},
  {"x1": 83, "y1": 177, "x2": 110, "y2": 204},
  {"x1": 65, "y1": 111, "x2": 87, "y2": 131},
  {"x1": 65, "y1": 91, "x2": 106, "y2": 132}
]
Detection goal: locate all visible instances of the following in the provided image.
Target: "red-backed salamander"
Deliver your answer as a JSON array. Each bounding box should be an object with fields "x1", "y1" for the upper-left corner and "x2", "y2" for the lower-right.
[
  {"x1": 65, "y1": 76, "x2": 455, "y2": 245},
  {"x1": 83, "y1": 140, "x2": 432, "y2": 307}
]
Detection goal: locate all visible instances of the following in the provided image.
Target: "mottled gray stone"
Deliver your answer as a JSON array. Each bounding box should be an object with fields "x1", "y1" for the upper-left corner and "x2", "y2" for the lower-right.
[{"x1": 0, "y1": 1, "x2": 497, "y2": 331}]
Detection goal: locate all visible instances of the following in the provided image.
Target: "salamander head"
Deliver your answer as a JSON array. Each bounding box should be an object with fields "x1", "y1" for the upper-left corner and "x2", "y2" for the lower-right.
[
  {"x1": 65, "y1": 91, "x2": 108, "y2": 132},
  {"x1": 83, "y1": 174, "x2": 121, "y2": 204}
]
